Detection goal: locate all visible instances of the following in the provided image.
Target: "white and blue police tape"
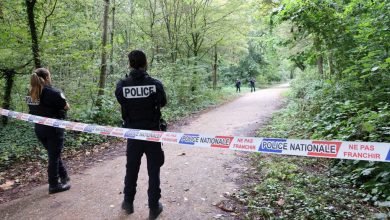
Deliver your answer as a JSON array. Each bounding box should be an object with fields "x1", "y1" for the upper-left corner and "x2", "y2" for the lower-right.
[{"x1": 1, "y1": 108, "x2": 389, "y2": 162}]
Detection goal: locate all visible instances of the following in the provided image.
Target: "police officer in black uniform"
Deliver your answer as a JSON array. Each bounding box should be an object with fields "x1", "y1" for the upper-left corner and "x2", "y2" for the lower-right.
[
  {"x1": 249, "y1": 78, "x2": 256, "y2": 92},
  {"x1": 26, "y1": 68, "x2": 71, "y2": 194},
  {"x1": 115, "y1": 50, "x2": 167, "y2": 220},
  {"x1": 235, "y1": 79, "x2": 241, "y2": 92}
]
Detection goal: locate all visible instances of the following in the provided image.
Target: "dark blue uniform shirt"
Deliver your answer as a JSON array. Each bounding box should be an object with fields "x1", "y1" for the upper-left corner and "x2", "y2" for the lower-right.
[
  {"x1": 115, "y1": 69, "x2": 167, "y2": 130},
  {"x1": 26, "y1": 85, "x2": 67, "y2": 119}
]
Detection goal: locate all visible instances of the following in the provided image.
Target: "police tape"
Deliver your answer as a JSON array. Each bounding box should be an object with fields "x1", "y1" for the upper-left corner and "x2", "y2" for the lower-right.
[{"x1": 1, "y1": 108, "x2": 390, "y2": 163}]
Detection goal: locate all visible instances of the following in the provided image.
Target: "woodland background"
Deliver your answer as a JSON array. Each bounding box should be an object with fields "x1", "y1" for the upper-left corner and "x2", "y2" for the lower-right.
[{"x1": 0, "y1": 0, "x2": 389, "y2": 218}]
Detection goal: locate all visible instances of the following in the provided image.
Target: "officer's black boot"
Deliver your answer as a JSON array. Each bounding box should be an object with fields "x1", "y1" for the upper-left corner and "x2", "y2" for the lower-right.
[
  {"x1": 60, "y1": 176, "x2": 70, "y2": 184},
  {"x1": 121, "y1": 200, "x2": 134, "y2": 214},
  {"x1": 149, "y1": 202, "x2": 163, "y2": 220},
  {"x1": 49, "y1": 183, "x2": 71, "y2": 194}
]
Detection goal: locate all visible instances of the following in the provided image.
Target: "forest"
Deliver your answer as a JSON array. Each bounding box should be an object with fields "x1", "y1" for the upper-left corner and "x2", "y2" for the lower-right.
[
  {"x1": 0, "y1": 0, "x2": 288, "y2": 165},
  {"x1": 0, "y1": 0, "x2": 389, "y2": 219}
]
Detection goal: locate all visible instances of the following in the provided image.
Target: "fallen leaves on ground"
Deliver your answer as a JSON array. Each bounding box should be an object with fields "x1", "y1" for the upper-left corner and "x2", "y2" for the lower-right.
[
  {"x1": 215, "y1": 200, "x2": 236, "y2": 212},
  {"x1": 0, "y1": 180, "x2": 14, "y2": 190}
]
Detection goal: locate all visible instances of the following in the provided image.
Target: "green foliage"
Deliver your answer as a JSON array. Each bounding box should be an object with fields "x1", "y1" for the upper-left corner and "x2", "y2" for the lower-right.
[
  {"x1": 0, "y1": 0, "x2": 253, "y2": 170},
  {"x1": 0, "y1": 121, "x2": 43, "y2": 170},
  {"x1": 0, "y1": 78, "x2": 236, "y2": 169},
  {"x1": 149, "y1": 60, "x2": 242, "y2": 121},
  {"x1": 63, "y1": 131, "x2": 114, "y2": 151},
  {"x1": 234, "y1": 155, "x2": 375, "y2": 219},
  {"x1": 0, "y1": 120, "x2": 113, "y2": 172},
  {"x1": 266, "y1": 0, "x2": 390, "y2": 213},
  {"x1": 72, "y1": 92, "x2": 122, "y2": 126},
  {"x1": 219, "y1": 14, "x2": 292, "y2": 87},
  {"x1": 256, "y1": 74, "x2": 390, "y2": 217},
  {"x1": 310, "y1": 101, "x2": 390, "y2": 142},
  {"x1": 273, "y1": 0, "x2": 390, "y2": 90},
  {"x1": 1, "y1": 0, "x2": 287, "y2": 124},
  {"x1": 332, "y1": 160, "x2": 390, "y2": 203}
]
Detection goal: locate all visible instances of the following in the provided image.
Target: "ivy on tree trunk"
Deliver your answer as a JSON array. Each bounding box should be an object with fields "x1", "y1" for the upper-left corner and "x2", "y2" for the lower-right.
[
  {"x1": 1, "y1": 70, "x2": 16, "y2": 125},
  {"x1": 25, "y1": 0, "x2": 41, "y2": 68},
  {"x1": 97, "y1": 0, "x2": 110, "y2": 107}
]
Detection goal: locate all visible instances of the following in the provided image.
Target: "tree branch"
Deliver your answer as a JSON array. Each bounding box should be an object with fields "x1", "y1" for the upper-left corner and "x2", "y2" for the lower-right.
[
  {"x1": 40, "y1": 0, "x2": 58, "y2": 40},
  {"x1": 0, "y1": 59, "x2": 33, "y2": 76}
]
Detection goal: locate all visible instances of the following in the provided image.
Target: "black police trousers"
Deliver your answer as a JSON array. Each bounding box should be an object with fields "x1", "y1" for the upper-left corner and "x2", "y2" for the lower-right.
[
  {"x1": 124, "y1": 139, "x2": 164, "y2": 208},
  {"x1": 35, "y1": 124, "x2": 68, "y2": 186}
]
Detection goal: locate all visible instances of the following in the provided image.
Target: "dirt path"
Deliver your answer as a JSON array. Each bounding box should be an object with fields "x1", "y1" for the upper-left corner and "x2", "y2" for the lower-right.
[{"x1": 0, "y1": 84, "x2": 288, "y2": 220}]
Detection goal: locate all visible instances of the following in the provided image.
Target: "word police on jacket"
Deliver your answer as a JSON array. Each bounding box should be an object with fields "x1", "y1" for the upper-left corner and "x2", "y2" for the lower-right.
[{"x1": 123, "y1": 85, "x2": 156, "y2": 98}]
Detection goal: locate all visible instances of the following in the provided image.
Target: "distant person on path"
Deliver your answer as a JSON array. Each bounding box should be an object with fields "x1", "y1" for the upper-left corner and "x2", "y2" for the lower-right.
[
  {"x1": 26, "y1": 68, "x2": 71, "y2": 194},
  {"x1": 235, "y1": 79, "x2": 241, "y2": 92},
  {"x1": 250, "y1": 78, "x2": 256, "y2": 92},
  {"x1": 115, "y1": 50, "x2": 167, "y2": 220}
]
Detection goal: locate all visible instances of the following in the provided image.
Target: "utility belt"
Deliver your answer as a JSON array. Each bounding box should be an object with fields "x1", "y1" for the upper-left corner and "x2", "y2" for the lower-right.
[{"x1": 123, "y1": 118, "x2": 167, "y2": 131}]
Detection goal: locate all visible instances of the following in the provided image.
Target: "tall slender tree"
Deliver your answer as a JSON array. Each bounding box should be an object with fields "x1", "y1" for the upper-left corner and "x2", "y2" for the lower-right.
[
  {"x1": 212, "y1": 44, "x2": 217, "y2": 90},
  {"x1": 109, "y1": 0, "x2": 116, "y2": 75},
  {"x1": 1, "y1": 69, "x2": 15, "y2": 125},
  {"x1": 25, "y1": 0, "x2": 41, "y2": 68},
  {"x1": 97, "y1": 0, "x2": 110, "y2": 107}
]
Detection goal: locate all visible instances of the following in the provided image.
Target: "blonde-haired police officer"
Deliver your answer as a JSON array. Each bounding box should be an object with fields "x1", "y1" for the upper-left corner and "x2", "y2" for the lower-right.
[{"x1": 26, "y1": 68, "x2": 71, "y2": 194}]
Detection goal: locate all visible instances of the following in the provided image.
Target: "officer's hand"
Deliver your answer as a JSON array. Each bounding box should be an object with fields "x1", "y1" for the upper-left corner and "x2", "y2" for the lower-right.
[{"x1": 64, "y1": 102, "x2": 70, "y2": 110}]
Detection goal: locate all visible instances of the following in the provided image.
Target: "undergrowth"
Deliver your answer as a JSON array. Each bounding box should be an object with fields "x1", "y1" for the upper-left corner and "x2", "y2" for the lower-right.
[{"x1": 234, "y1": 155, "x2": 377, "y2": 219}]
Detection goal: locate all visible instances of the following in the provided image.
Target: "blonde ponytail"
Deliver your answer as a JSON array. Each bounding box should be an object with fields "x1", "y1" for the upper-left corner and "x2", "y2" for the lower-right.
[
  {"x1": 29, "y1": 68, "x2": 51, "y2": 101},
  {"x1": 29, "y1": 73, "x2": 45, "y2": 102}
]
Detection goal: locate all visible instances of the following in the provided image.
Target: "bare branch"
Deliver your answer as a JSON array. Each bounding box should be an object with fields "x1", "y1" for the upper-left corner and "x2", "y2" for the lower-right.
[
  {"x1": 199, "y1": 37, "x2": 223, "y2": 60},
  {"x1": 40, "y1": 0, "x2": 58, "y2": 39}
]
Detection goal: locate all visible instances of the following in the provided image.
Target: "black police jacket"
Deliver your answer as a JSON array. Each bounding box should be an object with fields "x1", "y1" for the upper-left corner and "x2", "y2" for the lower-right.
[
  {"x1": 26, "y1": 85, "x2": 67, "y2": 119},
  {"x1": 115, "y1": 69, "x2": 167, "y2": 130}
]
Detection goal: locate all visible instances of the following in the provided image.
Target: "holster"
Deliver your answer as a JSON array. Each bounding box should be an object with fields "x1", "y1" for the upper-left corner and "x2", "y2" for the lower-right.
[{"x1": 159, "y1": 118, "x2": 167, "y2": 131}]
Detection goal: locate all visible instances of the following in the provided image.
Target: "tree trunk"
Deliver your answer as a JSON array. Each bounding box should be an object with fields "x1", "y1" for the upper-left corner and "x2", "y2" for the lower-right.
[
  {"x1": 328, "y1": 51, "x2": 334, "y2": 76},
  {"x1": 0, "y1": 1, "x2": 4, "y2": 20},
  {"x1": 160, "y1": 0, "x2": 180, "y2": 63},
  {"x1": 125, "y1": 30, "x2": 129, "y2": 49},
  {"x1": 212, "y1": 44, "x2": 217, "y2": 90},
  {"x1": 290, "y1": 67, "x2": 295, "y2": 79},
  {"x1": 127, "y1": 0, "x2": 134, "y2": 50},
  {"x1": 314, "y1": 37, "x2": 323, "y2": 76},
  {"x1": 26, "y1": 0, "x2": 41, "y2": 68},
  {"x1": 1, "y1": 70, "x2": 16, "y2": 125},
  {"x1": 109, "y1": 0, "x2": 115, "y2": 75},
  {"x1": 147, "y1": 0, "x2": 157, "y2": 67},
  {"x1": 317, "y1": 55, "x2": 323, "y2": 75},
  {"x1": 97, "y1": 0, "x2": 110, "y2": 107}
]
